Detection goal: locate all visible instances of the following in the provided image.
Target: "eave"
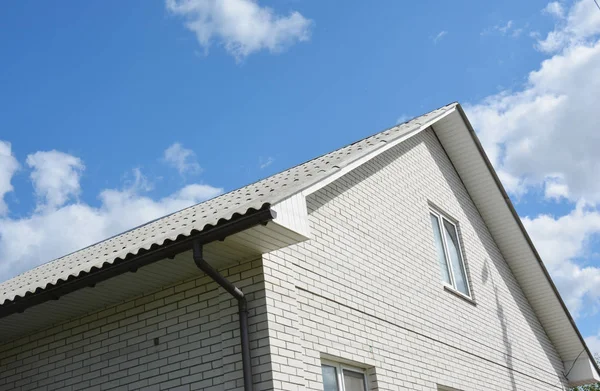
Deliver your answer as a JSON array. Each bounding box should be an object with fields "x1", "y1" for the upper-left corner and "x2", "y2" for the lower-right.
[{"x1": 0, "y1": 202, "x2": 309, "y2": 342}]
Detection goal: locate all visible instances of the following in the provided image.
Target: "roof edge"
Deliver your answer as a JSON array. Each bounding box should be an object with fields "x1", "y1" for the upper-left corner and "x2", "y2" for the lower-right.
[
  {"x1": 0, "y1": 205, "x2": 276, "y2": 317},
  {"x1": 454, "y1": 103, "x2": 600, "y2": 382},
  {"x1": 300, "y1": 103, "x2": 458, "y2": 197}
]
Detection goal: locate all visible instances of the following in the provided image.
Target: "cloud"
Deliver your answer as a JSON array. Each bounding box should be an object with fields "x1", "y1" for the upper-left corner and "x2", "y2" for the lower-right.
[
  {"x1": 166, "y1": 0, "x2": 312, "y2": 61},
  {"x1": 433, "y1": 30, "x2": 447, "y2": 43},
  {"x1": 467, "y1": 0, "x2": 600, "y2": 348},
  {"x1": 26, "y1": 150, "x2": 85, "y2": 210},
  {"x1": 537, "y1": 0, "x2": 600, "y2": 52},
  {"x1": 0, "y1": 141, "x2": 19, "y2": 216},
  {"x1": 586, "y1": 334, "x2": 600, "y2": 357},
  {"x1": 466, "y1": 31, "x2": 600, "y2": 203},
  {"x1": 163, "y1": 142, "x2": 202, "y2": 176},
  {"x1": 543, "y1": 1, "x2": 565, "y2": 19},
  {"x1": 259, "y1": 156, "x2": 274, "y2": 169},
  {"x1": 544, "y1": 175, "x2": 569, "y2": 201},
  {"x1": 481, "y1": 20, "x2": 524, "y2": 38},
  {"x1": 522, "y1": 203, "x2": 600, "y2": 317},
  {"x1": 0, "y1": 148, "x2": 223, "y2": 282},
  {"x1": 498, "y1": 20, "x2": 514, "y2": 34}
]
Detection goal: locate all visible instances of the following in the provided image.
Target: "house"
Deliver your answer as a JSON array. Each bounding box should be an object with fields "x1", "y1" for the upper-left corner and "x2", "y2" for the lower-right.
[{"x1": 0, "y1": 102, "x2": 598, "y2": 391}]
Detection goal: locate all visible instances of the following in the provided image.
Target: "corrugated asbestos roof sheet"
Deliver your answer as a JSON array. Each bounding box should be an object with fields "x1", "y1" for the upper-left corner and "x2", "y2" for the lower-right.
[{"x1": 0, "y1": 103, "x2": 456, "y2": 306}]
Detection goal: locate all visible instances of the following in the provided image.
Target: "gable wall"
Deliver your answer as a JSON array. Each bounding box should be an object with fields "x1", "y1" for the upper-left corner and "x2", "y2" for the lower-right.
[
  {"x1": 261, "y1": 128, "x2": 570, "y2": 390},
  {"x1": 0, "y1": 259, "x2": 272, "y2": 391}
]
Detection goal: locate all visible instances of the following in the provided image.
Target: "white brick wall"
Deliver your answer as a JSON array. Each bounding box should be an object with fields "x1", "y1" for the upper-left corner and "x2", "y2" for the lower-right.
[
  {"x1": 0, "y1": 259, "x2": 272, "y2": 391},
  {"x1": 262, "y1": 128, "x2": 569, "y2": 391}
]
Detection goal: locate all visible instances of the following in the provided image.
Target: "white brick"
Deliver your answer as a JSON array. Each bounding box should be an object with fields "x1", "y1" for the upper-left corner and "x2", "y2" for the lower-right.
[{"x1": 0, "y1": 259, "x2": 271, "y2": 391}]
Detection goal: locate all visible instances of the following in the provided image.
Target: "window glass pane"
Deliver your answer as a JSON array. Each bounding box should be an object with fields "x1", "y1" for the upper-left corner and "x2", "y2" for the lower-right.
[
  {"x1": 321, "y1": 365, "x2": 339, "y2": 391},
  {"x1": 430, "y1": 214, "x2": 451, "y2": 284},
  {"x1": 442, "y1": 219, "x2": 469, "y2": 295},
  {"x1": 343, "y1": 370, "x2": 366, "y2": 391}
]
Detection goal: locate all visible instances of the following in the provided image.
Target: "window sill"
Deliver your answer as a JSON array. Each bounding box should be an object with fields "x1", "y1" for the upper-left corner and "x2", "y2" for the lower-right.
[{"x1": 443, "y1": 284, "x2": 476, "y2": 306}]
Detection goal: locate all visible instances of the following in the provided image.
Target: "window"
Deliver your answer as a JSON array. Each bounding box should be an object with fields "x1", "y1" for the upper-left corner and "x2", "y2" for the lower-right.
[
  {"x1": 429, "y1": 209, "x2": 471, "y2": 297},
  {"x1": 321, "y1": 361, "x2": 368, "y2": 391}
]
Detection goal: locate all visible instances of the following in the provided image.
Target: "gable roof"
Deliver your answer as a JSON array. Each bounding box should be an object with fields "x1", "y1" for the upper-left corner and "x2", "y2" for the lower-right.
[
  {"x1": 0, "y1": 102, "x2": 597, "y2": 385},
  {"x1": 0, "y1": 103, "x2": 455, "y2": 306}
]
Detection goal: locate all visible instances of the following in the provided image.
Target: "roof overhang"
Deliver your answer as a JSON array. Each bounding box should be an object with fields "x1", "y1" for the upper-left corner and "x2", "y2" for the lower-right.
[
  {"x1": 432, "y1": 105, "x2": 600, "y2": 386},
  {"x1": 0, "y1": 201, "x2": 309, "y2": 342}
]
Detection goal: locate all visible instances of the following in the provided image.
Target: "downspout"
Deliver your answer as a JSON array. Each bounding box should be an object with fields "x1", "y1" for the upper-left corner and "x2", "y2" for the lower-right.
[{"x1": 192, "y1": 241, "x2": 253, "y2": 391}]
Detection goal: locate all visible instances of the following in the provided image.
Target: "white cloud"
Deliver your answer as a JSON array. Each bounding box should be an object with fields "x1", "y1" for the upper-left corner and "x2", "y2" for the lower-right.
[
  {"x1": 543, "y1": 1, "x2": 565, "y2": 19},
  {"x1": 0, "y1": 148, "x2": 223, "y2": 282},
  {"x1": 93, "y1": 181, "x2": 222, "y2": 242},
  {"x1": 468, "y1": 0, "x2": 600, "y2": 347},
  {"x1": 26, "y1": 150, "x2": 85, "y2": 210},
  {"x1": 522, "y1": 204, "x2": 600, "y2": 317},
  {"x1": 586, "y1": 334, "x2": 600, "y2": 357},
  {"x1": 466, "y1": 30, "x2": 600, "y2": 203},
  {"x1": 163, "y1": 142, "x2": 202, "y2": 176},
  {"x1": 433, "y1": 30, "x2": 447, "y2": 43},
  {"x1": 544, "y1": 175, "x2": 569, "y2": 200},
  {"x1": 481, "y1": 20, "x2": 524, "y2": 38},
  {"x1": 259, "y1": 156, "x2": 274, "y2": 169},
  {"x1": 498, "y1": 20, "x2": 514, "y2": 34},
  {"x1": 0, "y1": 141, "x2": 19, "y2": 216},
  {"x1": 537, "y1": 0, "x2": 600, "y2": 52},
  {"x1": 166, "y1": 0, "x2": 312, "y2": 61},
  {"x1": 2, "y1": 147, "x2": 221, "y2": 280}
]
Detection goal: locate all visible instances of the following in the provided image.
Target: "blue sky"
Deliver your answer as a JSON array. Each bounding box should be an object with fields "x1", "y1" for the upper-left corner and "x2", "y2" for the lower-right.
[{"x1": 1, "y1": 0, "x2": 600, "y2": 356}]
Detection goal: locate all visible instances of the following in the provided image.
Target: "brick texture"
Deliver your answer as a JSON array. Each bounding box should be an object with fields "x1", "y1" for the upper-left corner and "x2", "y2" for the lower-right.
[
  {"x1": 262, "y1": 128, "x2": 569, "y2": 391},
  {"x1": 0, "y1": 259, "x2": 271, "y2": 391}
]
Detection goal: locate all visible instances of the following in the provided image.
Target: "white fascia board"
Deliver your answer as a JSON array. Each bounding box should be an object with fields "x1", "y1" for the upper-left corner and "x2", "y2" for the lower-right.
[
  {"x1": 301, "y1": 106, "x2": 457, "y2": 197},
  {"x1": 271, "y1": 193, "x2": 311, "y2": 240}
]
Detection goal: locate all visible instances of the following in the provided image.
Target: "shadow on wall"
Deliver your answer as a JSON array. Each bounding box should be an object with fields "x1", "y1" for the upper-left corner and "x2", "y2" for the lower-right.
[
  {"x1": 429, "y1": 129, "x2": 568, "y2": 383},
  {"x1": 483, "y1": 259, "x2": 517, "y2": 391}
]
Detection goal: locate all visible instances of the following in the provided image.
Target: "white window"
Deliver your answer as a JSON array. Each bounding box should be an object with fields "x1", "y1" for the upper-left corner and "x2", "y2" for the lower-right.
[
  {"x1": 429, "y1": 209, "x2": 471, "y2": 297},
  {"x1": 321, "y1": 361, "x2": 368, "y2": 391}
]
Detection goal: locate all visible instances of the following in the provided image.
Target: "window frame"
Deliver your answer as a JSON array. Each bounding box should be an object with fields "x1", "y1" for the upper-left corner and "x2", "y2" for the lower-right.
[
  {"x1": 437, "y1": 386, "x2": 463, "y2": 391},
  {"x1": 429, "y1": 208, "x2": 472, "y2": 298},
  {"x1": 321, "y1": 360, "x2": 368, "y2": 391}
]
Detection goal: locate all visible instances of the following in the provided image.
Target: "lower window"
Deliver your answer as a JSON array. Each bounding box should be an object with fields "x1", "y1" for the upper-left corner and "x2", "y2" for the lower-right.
[{"x1": 321, "y1": 361, "x2": 367, "y2": 391}]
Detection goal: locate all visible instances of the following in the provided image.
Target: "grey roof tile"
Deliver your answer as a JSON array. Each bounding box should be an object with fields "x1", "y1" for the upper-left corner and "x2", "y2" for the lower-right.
[{"x1": 0, "y1": 103, "x2": 456, "y2": 305}]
